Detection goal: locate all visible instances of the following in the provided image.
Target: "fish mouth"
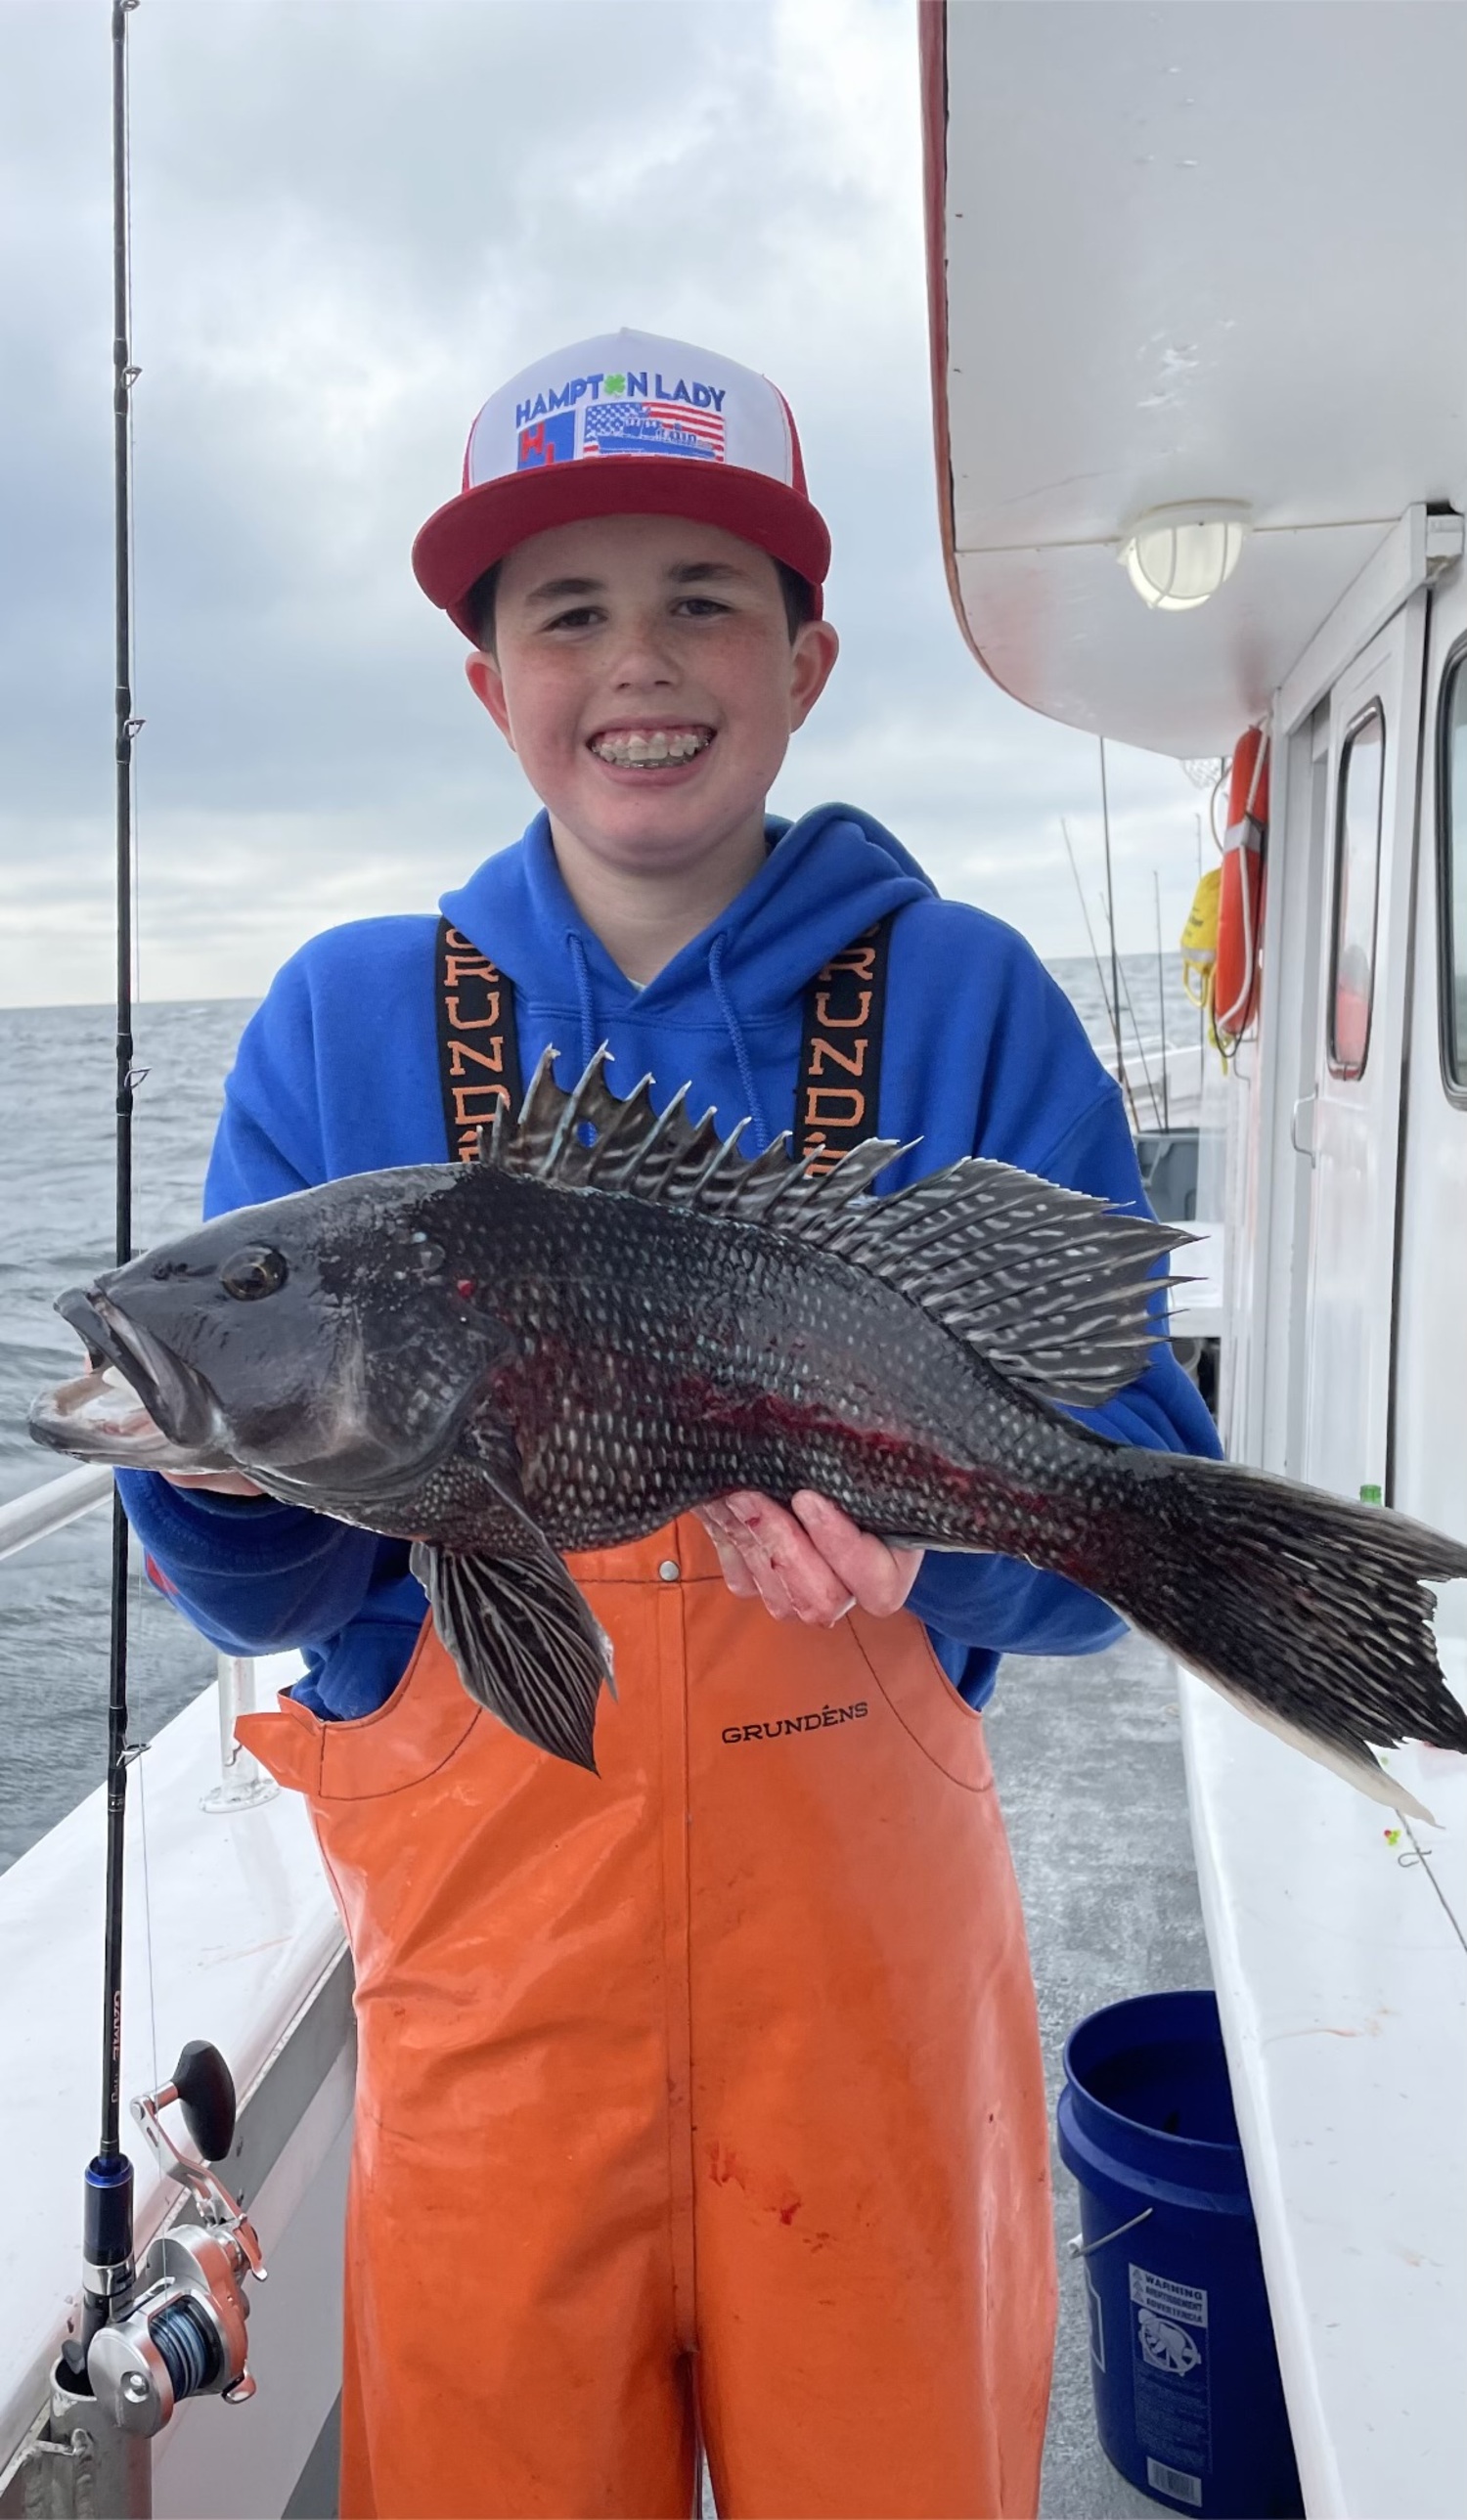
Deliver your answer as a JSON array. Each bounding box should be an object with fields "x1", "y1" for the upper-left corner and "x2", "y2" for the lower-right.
[{"x1": 28, "y1": 1289, "x2": 225, "y2": 1469}]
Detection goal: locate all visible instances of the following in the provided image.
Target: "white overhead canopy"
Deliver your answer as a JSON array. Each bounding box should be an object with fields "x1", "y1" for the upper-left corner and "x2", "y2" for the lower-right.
[{"x1": 923, "y1": 1, "x2": 1467, "y2": 757}]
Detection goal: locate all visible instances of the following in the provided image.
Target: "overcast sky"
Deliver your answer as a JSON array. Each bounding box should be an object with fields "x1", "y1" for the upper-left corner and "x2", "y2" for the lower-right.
[{"x1": 0, "y1": 0, "x2": 1213, "y2": 1009}]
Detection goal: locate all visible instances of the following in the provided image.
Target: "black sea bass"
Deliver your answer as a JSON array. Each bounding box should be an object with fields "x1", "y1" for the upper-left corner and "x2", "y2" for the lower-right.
[{"x1": 30, "y1": 1051, "x2": 1467, "y2": 1809}]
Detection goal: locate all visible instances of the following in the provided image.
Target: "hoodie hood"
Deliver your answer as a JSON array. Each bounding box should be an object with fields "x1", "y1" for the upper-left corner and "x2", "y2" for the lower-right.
[
  {"x1": 442, "y1": 804, "x2": 934, "y2": 1019},
  {"x1": 440, "y1": 805, "x2": 936, "y2": 1145}
]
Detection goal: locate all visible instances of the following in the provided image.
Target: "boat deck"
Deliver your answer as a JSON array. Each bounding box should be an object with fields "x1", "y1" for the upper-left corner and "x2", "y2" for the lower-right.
[{"x1": 988, "y1": 1626, "x2": 1212, "y2": 2520}]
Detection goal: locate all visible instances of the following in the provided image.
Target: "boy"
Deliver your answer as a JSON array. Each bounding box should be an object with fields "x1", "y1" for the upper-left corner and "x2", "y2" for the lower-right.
[{"x1": 121, "y1": 331, "x2": 1218, "y2": 2520}]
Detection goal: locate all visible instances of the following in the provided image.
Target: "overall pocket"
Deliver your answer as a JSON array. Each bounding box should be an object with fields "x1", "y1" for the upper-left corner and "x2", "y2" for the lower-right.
[
  {"x1": 848, "y1": 1607, "x2": 995, "y2": 1791},
  {"x1": 237, "y1": 1615, "x2": 482, "y2": 1803}
]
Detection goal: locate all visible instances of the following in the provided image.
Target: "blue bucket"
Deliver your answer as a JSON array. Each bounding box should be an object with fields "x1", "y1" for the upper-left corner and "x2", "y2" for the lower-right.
[{"x1": 1056, "y1": 1990, "x2": 1302, "y2": 2518}]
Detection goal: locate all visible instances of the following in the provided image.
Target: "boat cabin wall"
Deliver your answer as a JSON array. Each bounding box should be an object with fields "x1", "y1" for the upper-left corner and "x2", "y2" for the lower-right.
[{"x1": 1222, "y1": 538, "x2": 1467, "y2": 1682}]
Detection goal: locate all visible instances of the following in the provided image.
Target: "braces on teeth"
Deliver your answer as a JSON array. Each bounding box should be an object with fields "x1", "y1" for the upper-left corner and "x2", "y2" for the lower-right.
[{"x1": 592, "y1": 730, "x2": 712, "y2": 765}]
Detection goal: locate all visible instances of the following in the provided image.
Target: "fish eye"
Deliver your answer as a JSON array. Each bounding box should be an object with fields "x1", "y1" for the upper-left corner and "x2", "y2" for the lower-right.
[
  {"x1": 221, "y1": 1246, "x2": 289, "y2": 1302},
  {"x1": 407, "y1": 1234, "x2": 446, "y2": 1277}
]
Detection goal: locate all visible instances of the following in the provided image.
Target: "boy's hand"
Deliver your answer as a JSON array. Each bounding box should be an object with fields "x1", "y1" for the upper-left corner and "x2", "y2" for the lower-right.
[
  {"x1": 695, "y1": 1490, "x2": 923, "y2": 1625},
  {"x1": 160, "y1": 1470, "x2": 267, "y2": 1498}
]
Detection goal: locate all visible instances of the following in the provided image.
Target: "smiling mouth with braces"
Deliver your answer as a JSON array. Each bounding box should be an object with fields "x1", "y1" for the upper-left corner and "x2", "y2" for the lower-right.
[{"x1": 589, "y1": 729, "x2": 714, "y2": 768}]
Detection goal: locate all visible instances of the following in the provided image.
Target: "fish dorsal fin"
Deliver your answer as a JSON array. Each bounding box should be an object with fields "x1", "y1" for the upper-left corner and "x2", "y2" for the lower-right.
[{"x1": 479, "y1": 1048, "x2": 1188, "y2": 1407}]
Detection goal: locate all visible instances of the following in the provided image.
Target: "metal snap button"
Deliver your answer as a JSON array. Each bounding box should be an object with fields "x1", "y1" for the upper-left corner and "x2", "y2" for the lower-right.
[{"x1": 658, "y1": 1559, "x2": 680, "y2": 1582}]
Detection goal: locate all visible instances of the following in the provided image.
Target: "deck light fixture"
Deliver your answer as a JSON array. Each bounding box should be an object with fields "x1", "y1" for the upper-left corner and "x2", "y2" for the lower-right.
[{"x1": 1121, "y1": 503, "x2": 1251, "y2": 611}]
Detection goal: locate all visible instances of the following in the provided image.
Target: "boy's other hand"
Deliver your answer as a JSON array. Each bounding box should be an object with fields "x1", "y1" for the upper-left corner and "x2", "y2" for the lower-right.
[
  {"x1": 160, "y1": 1470, "x2": 267, "y2": 1498},
  {"x1": 696, "y1": 1490, "x2": 922, "y2": 1625}
]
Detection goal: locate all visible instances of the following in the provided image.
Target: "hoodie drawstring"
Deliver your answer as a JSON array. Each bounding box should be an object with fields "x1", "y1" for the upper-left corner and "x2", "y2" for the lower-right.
[
  {"x1": 565, "y1": 925, "x2": 773, "y2": 1151},
  {"x1": 709, "y1": 933, "x2": 773, "y2": 1150},
  {"x1": 567, "y1": 931, "x2": 598, "y2": 1082}
]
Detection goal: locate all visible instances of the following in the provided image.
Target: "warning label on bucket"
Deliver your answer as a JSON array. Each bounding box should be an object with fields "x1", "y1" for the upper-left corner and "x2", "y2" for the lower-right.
[{"x1": 1129, "y1": 2264, "x2": 1211, "y2": 2477}]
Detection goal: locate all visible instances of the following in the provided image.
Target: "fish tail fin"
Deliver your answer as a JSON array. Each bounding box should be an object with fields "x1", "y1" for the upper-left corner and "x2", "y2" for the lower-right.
[{"x1": 1072, "y1": 1456, "x2": 1467, "y2": 1821}]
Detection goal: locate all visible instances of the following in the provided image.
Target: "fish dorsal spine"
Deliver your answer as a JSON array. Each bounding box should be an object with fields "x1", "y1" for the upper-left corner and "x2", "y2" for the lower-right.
[{"x1": 476, "y1": 1047, "x2": 1189, "y2": 1409}]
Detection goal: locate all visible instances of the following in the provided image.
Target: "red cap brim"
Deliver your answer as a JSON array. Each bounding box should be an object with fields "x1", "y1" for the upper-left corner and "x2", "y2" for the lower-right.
[{"x1": 412, "y1": 458, "x2": 831, "y2": 640}]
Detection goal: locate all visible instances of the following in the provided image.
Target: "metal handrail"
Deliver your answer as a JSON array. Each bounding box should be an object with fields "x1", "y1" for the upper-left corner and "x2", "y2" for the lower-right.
[
  {"x1": 0, "y1": 1467, "x2": 276, "y2": 1810},
  {"x1": 0, "y1": 1465, "x2": 114, "y2": 1562}
]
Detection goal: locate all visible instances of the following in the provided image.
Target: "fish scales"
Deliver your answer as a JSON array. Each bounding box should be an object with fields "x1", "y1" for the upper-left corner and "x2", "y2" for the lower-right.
[
  {"x1": 28, "y1": 1047, "x2": 1467, "y2": 1806},
  {"x1": 459, "y1": 1173, "x2": 1079, "y2": 1561}
]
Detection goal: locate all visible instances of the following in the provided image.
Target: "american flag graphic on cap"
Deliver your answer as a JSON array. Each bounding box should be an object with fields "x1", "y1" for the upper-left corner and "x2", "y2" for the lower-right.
[{"x1": 583, "y1": 398, "x2": 726, "y2": 462}]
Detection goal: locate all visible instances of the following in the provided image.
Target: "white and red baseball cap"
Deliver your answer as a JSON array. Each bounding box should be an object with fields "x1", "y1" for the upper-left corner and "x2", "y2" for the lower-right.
[{"x1": 412, "y1": 329, "x2": 831, "y2": 640}]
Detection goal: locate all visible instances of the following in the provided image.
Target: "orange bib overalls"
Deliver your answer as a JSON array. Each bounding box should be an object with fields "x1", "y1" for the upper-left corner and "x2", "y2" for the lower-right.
[{"x1": 240, "y1": 1515, "x2": 1056, "y2": 2520}]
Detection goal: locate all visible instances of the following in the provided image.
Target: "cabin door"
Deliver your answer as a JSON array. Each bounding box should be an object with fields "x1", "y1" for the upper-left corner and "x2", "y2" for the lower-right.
[{"x1": 1294, "y1": 597, "x2": 1427, "y2": 1501}]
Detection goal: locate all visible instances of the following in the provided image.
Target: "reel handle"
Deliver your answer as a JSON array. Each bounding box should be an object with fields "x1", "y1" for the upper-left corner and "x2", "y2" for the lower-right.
[{"x1": 170, "y1": 2040, "x2": 237, "y2": 2163}]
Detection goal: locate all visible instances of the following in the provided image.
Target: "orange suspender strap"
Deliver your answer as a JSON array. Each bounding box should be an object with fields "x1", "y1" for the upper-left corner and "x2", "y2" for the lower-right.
[
  {"x1": 434, "y1": 921, "x2": 525, "y2": 1163},
  {"x1": 433, "y1": 914, "x2": 893, "y2": 1169},
  {"x1": 794, "y1": 916, "x2": 893, "y2": 1173}
]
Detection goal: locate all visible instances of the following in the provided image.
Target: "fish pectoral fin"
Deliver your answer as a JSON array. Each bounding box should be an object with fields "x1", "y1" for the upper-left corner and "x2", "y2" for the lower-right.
[{"x1": 410, "y1": 1536, "x2": 610, "y2": 1773}]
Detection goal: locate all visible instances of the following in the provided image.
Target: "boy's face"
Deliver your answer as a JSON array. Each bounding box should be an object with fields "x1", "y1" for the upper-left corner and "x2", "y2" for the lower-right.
[{"x1": 466, "y1": 513, "x2": 838, "y2": 879}]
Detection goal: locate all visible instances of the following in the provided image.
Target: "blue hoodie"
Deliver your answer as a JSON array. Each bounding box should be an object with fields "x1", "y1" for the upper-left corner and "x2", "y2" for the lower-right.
[{"x1": 119, "y1": 805, "x2": 1219, "y2": 1718}]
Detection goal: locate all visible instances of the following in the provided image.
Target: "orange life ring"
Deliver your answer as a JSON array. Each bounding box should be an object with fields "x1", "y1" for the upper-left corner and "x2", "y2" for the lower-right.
[{"x1": 1214, "y1": 727, "x2": 1268, "y2": 1046}]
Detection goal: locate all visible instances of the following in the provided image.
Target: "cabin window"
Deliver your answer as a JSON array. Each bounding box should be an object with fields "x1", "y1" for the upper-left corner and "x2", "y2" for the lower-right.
[
  {"x1": 1328, "y1": 705, "x2": 1385, "y2": 1080},
  {"x1": 1443, "y1": 646, "x2": 1467, "y2": 1091}
]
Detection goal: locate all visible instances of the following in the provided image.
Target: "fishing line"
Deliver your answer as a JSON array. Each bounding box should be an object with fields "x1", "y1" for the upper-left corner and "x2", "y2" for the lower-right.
[
  {"x1": 125, "y1": 1544, "x2": 160, "y2": 2099},
  {"x1": 1400, "y1": 1821, "x2": 1467, "y2": 1956},
  {"x1": 135, "y1": 1749, "x2": 160, "y2": 2100}
]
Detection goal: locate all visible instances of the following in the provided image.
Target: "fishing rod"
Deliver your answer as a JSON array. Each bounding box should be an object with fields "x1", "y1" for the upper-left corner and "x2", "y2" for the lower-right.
[
  {"x1": 85, "y1": 0, "x2": 144, "y2": 2344},
  {"x1": 1060, "y1": 812, "x2": 1140, "y2": 1132},
  {"x1": 1092, "y1": 744, "x2": 1169, "y2": 1129},
  {"x1": 1109, "y1": 946, "x2": 1165, "y2": 1132},
  {"x1": 1059, "y1": 818, "x2": 1120, "y2": 1052},
  {"x1": 44, "y1": 13, "x2": 264, "y2": 2495},
  {"x1": 1095, "y1": 736, "x2": 1135, "y2": 1127},
  {"x1": 1153, "y1": 872, "x2": 1171, "y2": 1131}
]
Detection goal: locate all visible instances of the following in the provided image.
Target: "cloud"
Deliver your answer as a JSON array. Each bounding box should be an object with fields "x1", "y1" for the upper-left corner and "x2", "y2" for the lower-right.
[{"x1": 0, "y1": 0, "x2": 1213, "y2": 1007}]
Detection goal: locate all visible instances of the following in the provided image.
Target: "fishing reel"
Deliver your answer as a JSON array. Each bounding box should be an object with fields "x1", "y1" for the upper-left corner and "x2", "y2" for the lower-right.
[{"x1": 85, "y1": 2041, "x2": 266, "y2": 2436}]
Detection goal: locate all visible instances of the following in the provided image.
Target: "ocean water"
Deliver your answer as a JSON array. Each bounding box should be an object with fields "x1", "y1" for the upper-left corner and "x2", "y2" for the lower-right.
[
  {"x1": 0, "y1": 1001, "x2": 256, "y2": 1870},
  {"x1": 0, "y1": 953, "x2": 1202, "y2": 1870}
]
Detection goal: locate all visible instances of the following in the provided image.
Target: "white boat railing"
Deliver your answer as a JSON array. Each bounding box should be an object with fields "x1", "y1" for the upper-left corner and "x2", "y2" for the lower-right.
[
  {"x1": 0, "y1": 1464, "x2": 112, "y2": 1561},
  {"x1": 0, "y1": 1468, "x2": 276, "y2": 1810}
]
